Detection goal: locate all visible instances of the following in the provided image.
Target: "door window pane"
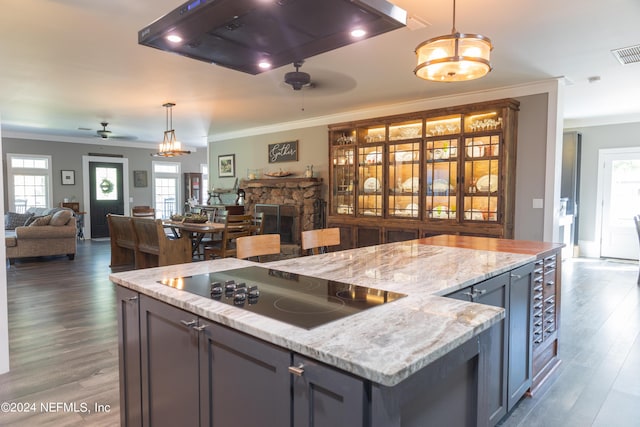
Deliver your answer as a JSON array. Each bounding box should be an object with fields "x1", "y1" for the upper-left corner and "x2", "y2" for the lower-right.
[{"x1": 95, "y1": 167, "x2": 119, "y2": 201}]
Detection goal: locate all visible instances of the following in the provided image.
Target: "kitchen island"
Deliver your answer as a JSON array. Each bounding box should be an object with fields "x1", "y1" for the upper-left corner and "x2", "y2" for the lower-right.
[{"x1": 110, "y1": 236, "x2": 562, "y2": 427}]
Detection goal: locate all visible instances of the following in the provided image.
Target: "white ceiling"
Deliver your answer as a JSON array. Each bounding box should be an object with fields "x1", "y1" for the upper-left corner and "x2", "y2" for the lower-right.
[{"x1": 1, "y1": 0, "x2": 639, "y2": 149}]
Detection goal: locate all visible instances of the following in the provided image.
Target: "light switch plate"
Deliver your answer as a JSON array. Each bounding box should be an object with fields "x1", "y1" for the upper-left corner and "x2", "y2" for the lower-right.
[{"x1": 532, "y1": 198, "x2": 544, "y2": 209}]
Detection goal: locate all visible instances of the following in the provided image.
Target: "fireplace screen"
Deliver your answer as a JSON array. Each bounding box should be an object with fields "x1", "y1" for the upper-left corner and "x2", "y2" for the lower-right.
[{"x1": 255, "y1": 204, "x2": 300, "y2": 244}]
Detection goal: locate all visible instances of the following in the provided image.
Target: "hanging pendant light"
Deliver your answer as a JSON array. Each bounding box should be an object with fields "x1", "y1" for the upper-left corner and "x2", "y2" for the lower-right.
[
  {"x1": 152, "y1": 102, "x2": 191, "y2": 157},
  {"x1": 414, "y1": 0, "x2": 492, "y2": 82}
]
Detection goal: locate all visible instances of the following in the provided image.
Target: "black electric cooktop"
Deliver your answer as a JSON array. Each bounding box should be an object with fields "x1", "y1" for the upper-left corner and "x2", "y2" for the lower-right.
[{"x1": 158, "y1": 266, "x2": 406, "y2": 330}]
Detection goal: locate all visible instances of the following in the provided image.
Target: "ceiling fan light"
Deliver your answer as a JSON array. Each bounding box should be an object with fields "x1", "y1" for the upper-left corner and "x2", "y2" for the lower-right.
[
  {"x1": 414, "y1": 32, "x2": 492, "y2": 82},
  {"x1": 166, "y1": 34, "x2": 182, "y2": 43}
]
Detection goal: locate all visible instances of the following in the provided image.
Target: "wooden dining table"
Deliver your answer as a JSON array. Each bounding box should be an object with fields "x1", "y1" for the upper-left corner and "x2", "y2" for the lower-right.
[{"x1": 162, "y1": 220, "x2": 226, "y2": 258}]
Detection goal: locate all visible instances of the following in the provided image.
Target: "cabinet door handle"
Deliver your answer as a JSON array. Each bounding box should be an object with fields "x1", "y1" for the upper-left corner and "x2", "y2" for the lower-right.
[
  {"x1": 180, "y1": 319, "x2": 197, "y2": 327},
  {"x1": 127, "y1": 296, "x2": 138, "y2": 302},
  {"x1": 510, "y1": 273, "x2": 522, "y2": 279},
  {"x1": 288, "y1": 364, "x2": 305, "y2": 377},
  {"x1": 193, "y1": 324, "x2": 208, "y2": 331}
]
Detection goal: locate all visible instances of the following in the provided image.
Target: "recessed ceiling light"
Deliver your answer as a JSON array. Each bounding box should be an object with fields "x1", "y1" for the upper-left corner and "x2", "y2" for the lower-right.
[
  {"x1": 351, "y1": 28, "x2": 366, "y2": 38},
  {"x1": 166, "y1": 34, "x2": 182, "y2": 43},
  {"x1": 258, "y1": 61, "x2": 272, "y2": 69}
]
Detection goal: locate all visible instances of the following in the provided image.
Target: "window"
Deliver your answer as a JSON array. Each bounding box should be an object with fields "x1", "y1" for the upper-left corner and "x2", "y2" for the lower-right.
[
  {"x1": 201, "y1": 163, "x2": 209, "y2": 200},
  {"x1": 153, "y1": 161, "x2": 181, "y2": 218},
  {"x1": 6, "y1": 154, "x2": 52, "y2": 211}
]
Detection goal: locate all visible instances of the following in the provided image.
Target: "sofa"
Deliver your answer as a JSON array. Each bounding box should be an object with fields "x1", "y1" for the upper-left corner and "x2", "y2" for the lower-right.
[{"x1": 5, "y1": 207, "x2": 77, "y2": 264}]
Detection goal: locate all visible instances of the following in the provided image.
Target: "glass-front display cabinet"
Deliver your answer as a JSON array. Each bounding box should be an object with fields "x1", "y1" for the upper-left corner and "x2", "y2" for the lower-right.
[
  {"x1": 327, "y1": 98, "x2": 519, "y2": 248},
  {"x1": 357, "y1": 123, "x2": 385, "y2": 217},
  {"x1": 388, "y1": 119, "x2": 422, "y2": 219},
  {"x1": 331, "y1": 145, "x2": 355, "y2": 215}
]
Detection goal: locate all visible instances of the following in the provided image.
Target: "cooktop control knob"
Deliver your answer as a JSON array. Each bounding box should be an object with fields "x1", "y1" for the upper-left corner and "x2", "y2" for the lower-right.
[
  {"x1": 210, "y1": 282, "x2": 223, "y2": 297},
  {"x1": 233, "y1": 291, "x2": 246, "y2": 305},
  {"x1": 248, "y1": 285, "x2": 260, "y2": 298},
  {"x1": 224, "y1": 280, "x2": 237, "y2": 293}
]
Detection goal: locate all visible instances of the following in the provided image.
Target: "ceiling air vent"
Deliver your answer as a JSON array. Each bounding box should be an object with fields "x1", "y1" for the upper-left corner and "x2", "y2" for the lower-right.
[{"x1": 611, "y1": 44, "x2": 640, "y2": 65}]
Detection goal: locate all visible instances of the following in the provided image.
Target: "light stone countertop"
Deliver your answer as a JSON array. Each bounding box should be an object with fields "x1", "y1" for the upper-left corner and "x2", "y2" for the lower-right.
[{"x1": 109, "y1": 239, "x2": 536, "y2": 386}]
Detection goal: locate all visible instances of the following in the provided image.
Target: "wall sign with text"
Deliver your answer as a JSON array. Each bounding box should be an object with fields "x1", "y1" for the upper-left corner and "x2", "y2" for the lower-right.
[{"x1": 268, "y1": 140, "x2": 298, "y2": 163}]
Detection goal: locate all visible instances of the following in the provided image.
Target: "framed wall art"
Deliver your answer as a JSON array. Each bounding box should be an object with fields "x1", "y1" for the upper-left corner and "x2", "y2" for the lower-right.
[
  {"x1": 268, "y1": 140, "x2": 298, "y2": 163},
  {"x1": 218, "y1": 154, "x2": 236, "y2": 177},
  {"x1": 133, "y1": 170, "x2": 148, "y2": 187},
  {"x1": 61, "y1": 170, "x2": 75, "y2": 185}
]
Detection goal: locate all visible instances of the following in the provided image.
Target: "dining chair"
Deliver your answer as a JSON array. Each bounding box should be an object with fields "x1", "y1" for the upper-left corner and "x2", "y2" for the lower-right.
[
  {"x1": 251, "y1": 211, "x2": 265, "y2": 235},
  {"x1": 132, "y1": 205, "x2": 156, "y2": 218},
  {"x1": 301, "y1": 227, "x2": 341, "y2": 255},
  {"x1": 236, "y1": 234, "x2": 281, "y2": 262},
  {"x1": 634, "y1": 215, "x2": 640, "y2": 285},
  {"x1": 203, "y1": 214, "x2": 253, "y2": 259}
]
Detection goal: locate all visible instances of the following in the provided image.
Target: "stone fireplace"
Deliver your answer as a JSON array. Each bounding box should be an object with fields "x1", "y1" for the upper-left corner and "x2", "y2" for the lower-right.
[{"x1": 241, "y1": 178, "x2": 323, "y2": 257}]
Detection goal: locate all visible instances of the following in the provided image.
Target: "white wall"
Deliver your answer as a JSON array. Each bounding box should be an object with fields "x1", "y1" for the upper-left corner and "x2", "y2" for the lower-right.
[
  {"x1": 1, "y1": 118, "x2": 10, "y2": 374},
  {"x1": 565, "y1": 122, "x2": 640, "y2": 257}
]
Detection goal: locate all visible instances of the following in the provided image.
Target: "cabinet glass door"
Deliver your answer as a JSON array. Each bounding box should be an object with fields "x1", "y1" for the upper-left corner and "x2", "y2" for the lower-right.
[
  {"x1": 425, "y1": 137, "x2": 458, "y2": 220},
  {"x1": 358, "y1": 144, "x2": 384, "y2": 217},
  {"x1": 331, "y1": 146, "x2": 355, "y2": 215},
  {"x1": 463, "y1": 135, "x2": 501, "y2": 222},
  {"x1": 388, "y1": 141, "x2": 420, "y2": 218}
]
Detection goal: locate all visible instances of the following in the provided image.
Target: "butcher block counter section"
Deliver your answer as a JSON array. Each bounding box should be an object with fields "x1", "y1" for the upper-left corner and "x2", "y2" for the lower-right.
[{"x1": 110, "y1": 236, "x2": 563, "y2": 427}]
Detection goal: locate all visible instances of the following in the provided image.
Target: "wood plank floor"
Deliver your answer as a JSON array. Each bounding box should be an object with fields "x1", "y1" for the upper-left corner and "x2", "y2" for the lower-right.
[{"x1": 0, "y1": 240, "x2": 638, "y2": 426}]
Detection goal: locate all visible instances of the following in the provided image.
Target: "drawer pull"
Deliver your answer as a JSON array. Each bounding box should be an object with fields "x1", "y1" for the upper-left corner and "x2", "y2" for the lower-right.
[
  {"x1": 180, "y1": 319, "x2": 197, "y2": 327},
  {"x1": 288, "y1": 364, "x2": 305, "y2": 377},
  {"x1": 127, "y1": 296, "x2": 138, "y2": 302},
  {"x1": 193, "y1": 324, "x2": 208, "y2": 331}
]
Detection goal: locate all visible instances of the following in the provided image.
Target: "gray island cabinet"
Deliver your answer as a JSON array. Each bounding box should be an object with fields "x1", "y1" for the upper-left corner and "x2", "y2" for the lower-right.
[{"x1": 111, "y1": 236, "x2": 562, "y2": 427}]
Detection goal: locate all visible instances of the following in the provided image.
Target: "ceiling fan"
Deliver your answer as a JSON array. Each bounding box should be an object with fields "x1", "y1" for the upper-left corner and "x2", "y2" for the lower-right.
[
  {"x1": 92, "y1": 122, "x2": 137, "y2": 140},
  {"x1": 284, "y1": 61, "x2": 312, "y2": 90}
]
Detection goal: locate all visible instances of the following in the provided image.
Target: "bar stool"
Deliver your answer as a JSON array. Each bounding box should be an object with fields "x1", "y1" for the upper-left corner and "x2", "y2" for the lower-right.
[
  {"x1": 236, "y1": 234, "x2": 281, "y2": 262},
  {"x1": 301, "y1": 228, "x2": 341, "y2": 255}
]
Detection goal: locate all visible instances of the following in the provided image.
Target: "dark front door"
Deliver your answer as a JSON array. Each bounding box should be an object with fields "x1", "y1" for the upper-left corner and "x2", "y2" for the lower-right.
[{"x1": 90, "y1": 161, "x2": 124, "y2": 238}]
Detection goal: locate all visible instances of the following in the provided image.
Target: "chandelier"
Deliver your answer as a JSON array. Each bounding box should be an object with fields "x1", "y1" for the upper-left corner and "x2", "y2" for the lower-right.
[
  {"x1": 152, "y1": 102, "x2": 191, "y2": 157},
  {"x1": 414, "y1": 0, "x2": 492, "y2": 82}
]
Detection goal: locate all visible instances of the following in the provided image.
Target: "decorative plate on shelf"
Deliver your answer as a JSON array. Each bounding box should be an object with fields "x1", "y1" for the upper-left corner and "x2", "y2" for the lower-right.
[
  {"x1": 464, "y1": 209, "x2": 485, "y2": 220},
  {"x1": 365, "y1": 151, "x2": 383, "y2": 164},
  {"x1": 431, "y1": 179, "x2": 452, "y2": 193},
  {"x1": 405, "y1": 203, "x2": 419, "y2": 217},
  {"x1": 363, "y1": 177, "x2": 381, "y2": 192},
  {"x1": 394, "y1": 151, "x2": 414, "y2": 162},
  {"x1": 476, "y1": 174, "x2": 498, "y2": 192},
  {"x1": 401, "y1": 177, "x2": 420, "y2": 192},
  {"x1": 466, "y1": 143, "x2": 485, "y2": 158},
  {"x1": 431, "y1": 206, "x2": 449, "y2": 219}
]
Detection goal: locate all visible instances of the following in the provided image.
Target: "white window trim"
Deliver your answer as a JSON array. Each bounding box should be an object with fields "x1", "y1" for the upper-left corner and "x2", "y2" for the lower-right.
[
  {"x1": 6, "y1": 153, "x2": 53, "y2": 211},
  {"x1": 152, "y1": 160, "x2": 182, "y2": 216}
]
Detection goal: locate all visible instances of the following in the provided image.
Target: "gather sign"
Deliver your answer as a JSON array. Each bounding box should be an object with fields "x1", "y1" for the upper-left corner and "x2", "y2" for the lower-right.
[{"x1": 268, "y1": 140, "x2": 298, "y2": 163}]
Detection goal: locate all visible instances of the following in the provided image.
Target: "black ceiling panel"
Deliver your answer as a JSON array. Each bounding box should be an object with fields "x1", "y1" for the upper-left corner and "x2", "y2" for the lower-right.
[{"x1": 139, "y1": 0, "x2": 406, "y2": 74}]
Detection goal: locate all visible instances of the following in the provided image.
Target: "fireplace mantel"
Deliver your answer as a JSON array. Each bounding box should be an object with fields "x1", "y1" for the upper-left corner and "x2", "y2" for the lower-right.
[{"x1": 241, "y1": 177, "x2": 322, "y2": 187}]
